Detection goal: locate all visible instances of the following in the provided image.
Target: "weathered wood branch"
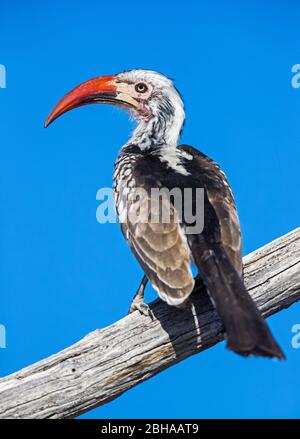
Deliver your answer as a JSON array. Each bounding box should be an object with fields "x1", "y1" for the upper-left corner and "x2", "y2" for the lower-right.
[{"x1": 0, "y1": 228, "x2": 300, "y2": 419}]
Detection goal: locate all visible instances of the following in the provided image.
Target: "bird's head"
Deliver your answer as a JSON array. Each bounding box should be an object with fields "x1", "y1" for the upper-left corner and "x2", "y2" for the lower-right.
[{"x1": 45, "y1": 69, "x2": 185, "y2": 146}]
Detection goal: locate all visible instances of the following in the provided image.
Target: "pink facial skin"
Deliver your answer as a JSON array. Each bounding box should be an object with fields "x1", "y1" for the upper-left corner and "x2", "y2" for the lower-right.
[{"x1": 132, "y1": 82, "x2": 153, "y2": 122}]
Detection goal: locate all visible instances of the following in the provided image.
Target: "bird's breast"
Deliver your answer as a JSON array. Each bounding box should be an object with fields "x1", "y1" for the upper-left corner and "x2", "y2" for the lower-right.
[{"x1": 113, "y1": 154, "x2": 139, "y2": 222}]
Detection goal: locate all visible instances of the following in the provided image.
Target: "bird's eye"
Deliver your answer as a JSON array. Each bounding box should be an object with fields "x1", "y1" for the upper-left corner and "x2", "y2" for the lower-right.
[{"x1": 135, "y1": 82, "x2": 148, "y2": 93}]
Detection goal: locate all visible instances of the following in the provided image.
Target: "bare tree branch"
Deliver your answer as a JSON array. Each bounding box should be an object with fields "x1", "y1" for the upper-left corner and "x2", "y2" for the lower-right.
[{"x1": 0, "y1": 228, "x2": 299, "y2": 419}]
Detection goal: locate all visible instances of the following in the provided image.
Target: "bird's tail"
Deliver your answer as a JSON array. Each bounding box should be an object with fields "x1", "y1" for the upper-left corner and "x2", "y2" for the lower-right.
[{"x1": 193, "y1": 243, "x2": 285, "y2": 359}]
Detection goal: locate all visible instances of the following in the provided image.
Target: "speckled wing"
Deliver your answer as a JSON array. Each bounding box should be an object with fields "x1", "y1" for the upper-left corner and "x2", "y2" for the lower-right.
[
  {"x1": 178, "y1": 145, "x2": 243, "y2": 277},
  {"x1": 119, "y1": 174, "x2": 195, "y2": 306}
]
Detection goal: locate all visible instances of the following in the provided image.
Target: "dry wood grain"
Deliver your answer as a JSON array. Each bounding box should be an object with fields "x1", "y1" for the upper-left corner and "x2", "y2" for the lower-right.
[{"x1": 0, "y1": 228, "x2": 299, "y2": 419}]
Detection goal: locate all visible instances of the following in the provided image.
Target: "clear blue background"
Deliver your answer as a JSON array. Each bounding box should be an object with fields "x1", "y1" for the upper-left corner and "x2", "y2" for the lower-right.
[{"x1": 1, "y1": 0, "x2": 300, "y2": 418}]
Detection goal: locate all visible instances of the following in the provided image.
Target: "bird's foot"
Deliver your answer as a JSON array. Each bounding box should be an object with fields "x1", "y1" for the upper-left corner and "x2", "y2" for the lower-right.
[{"x1": 128, "y1": 299, "x2": 153, "y2": 319}]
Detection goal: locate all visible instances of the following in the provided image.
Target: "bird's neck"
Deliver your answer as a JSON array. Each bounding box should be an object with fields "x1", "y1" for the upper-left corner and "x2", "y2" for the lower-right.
[{"x1": 128, "y1": 98, "x2": 185, "y2": 150}]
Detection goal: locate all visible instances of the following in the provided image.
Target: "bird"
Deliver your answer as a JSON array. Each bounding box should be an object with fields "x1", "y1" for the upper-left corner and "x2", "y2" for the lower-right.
[{"x1": 45, "y1": 69, "x2": 284, "y2": 359}]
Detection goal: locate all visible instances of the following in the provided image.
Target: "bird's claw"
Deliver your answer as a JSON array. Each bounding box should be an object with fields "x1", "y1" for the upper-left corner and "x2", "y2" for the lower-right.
[{"x1": 129, "y1": 301, "x2": 153, "y2": 319}]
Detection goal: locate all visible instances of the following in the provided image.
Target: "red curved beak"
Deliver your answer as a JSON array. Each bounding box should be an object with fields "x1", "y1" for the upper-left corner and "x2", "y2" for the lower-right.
[{"x1": 44, "y1": 75, "x2": 117, "y2": 128}]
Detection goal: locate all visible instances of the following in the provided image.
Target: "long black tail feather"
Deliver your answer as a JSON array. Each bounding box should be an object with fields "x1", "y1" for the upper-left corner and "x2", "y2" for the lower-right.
[{"x1": 193, "y1": 242, "x2": 285, "y2": 359}]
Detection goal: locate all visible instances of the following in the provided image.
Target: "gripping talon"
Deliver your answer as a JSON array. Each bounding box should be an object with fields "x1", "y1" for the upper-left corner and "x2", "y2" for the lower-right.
[
  {"x1": 129, "y1": 301, "x2": 152, "y2": 318},
  {"x1": 128, "y1": 276, "x2": 153, "y2": 319}
]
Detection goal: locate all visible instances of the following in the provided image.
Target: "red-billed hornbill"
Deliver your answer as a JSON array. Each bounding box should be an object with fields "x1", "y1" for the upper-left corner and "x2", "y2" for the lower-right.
[{"x1": 45, "y1": 69, "x2": 284, "y2": 359}]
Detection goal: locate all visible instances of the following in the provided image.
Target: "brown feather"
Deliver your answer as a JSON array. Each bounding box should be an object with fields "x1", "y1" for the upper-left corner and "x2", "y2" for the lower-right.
[
  {"x1": 178, "y1": 145, "x2": 243, "y2": 277},
  {"x1": 122, "y1": 187, "x2": 195, "y2": 305}
]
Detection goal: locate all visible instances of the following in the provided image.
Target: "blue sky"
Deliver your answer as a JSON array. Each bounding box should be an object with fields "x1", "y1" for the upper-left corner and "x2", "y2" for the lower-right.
[{"x1": 1, "y1": 0, "x2": 300, "y2": 418}]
